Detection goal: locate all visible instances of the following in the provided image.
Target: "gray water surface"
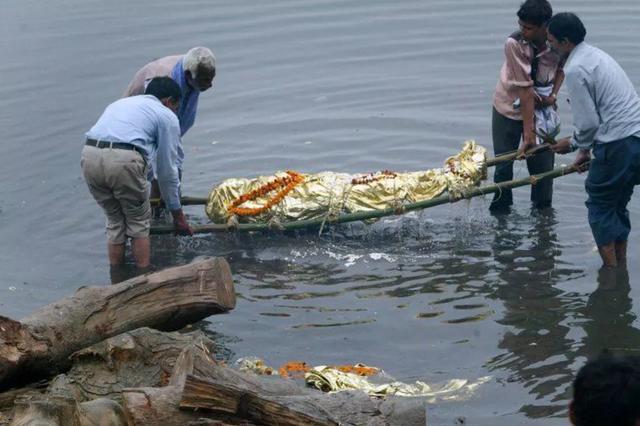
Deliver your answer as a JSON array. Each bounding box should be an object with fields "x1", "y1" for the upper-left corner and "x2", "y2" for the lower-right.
[{"x1": 2, "y1": 1, "x2": 640, "y2": 424}]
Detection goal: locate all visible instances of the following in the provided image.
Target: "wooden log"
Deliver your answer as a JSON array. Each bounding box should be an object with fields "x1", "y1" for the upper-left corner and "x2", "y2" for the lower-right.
[
  {"x1": 180, "y1": 374, "x2": 426, "y2": 426},
  {"x1": 47, "y1": 328, "x2": 218, "y2": 403},
  {"x1": 9, "y1": 394, "x2": 127, "y2": 426},
  {"x1": 122, "y1": 385, "x2": 252, "y2": 426},
  {"x1": 180, "y1": 374, "x2": 337, "y2": 426},
  {"x1": 121, "y1": 341, "x2": 246, "y2": 426},
  {"x1": 13, "y1": 396, "x2": 126, "y2": 426},
  {"x1": 0, "y1": 258, "x2": 235, "y2": 391}
]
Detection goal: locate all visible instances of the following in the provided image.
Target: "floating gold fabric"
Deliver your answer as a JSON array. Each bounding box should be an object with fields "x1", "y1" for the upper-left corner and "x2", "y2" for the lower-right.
[
  {"x1": 305, "y1": 365, "x2": 491, "y2": 400},
  {"x1": 206, "y1": 141, "x2": 486, "y2": 224},
  {"x1": 235, "y1": 357, "x2": 490, "y2": 400}
]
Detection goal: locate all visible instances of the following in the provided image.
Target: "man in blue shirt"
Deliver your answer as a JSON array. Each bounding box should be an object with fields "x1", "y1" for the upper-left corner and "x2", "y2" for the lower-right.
[
  {"x1": 82, "y1": 77, "x2": 193, "y2": 283},
  {"x1": 548, "y1": 13, "x2": 640, "y2": 269}
]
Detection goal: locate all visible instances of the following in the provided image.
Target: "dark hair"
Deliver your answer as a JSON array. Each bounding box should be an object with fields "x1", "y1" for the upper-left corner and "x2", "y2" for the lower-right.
[
  {"x1": 572, "y1": 353, "x2": 640, "y2": 426},
  {"x1": 547, "y1": 12, "x2": 587, "y2": 44},
  {"x1": 517, "y1": 0, "x2": 552, "y2": 26},
  {"x1": 145, "y1": 76, "x2": 182, "y2": 103}
]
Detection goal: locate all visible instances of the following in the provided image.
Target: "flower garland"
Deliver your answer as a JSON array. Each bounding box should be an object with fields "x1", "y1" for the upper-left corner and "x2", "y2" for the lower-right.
[
  {"x1": 351, "y1": 170, "x2": 397, "y2": 185},
  {"x1": 227, "y1": 171, "x2": 305, "y2": 217}
]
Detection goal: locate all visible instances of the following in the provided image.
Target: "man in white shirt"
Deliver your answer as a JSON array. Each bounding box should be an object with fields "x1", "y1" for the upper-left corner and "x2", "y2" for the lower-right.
[{"x1": 548, "y1": 13, "x2": 640, "y2": 269}]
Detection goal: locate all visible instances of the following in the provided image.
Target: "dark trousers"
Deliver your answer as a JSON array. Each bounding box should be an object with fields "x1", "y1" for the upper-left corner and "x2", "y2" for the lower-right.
[
  {"x1": 586, "y1": 136, "x2": 640, "y2": 246},
  {"x1": 490, "y1": 107, "x2": 554, "y2": 211}
]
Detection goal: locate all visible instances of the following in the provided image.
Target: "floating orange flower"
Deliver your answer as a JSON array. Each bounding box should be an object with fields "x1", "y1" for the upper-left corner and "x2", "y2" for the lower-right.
[
  {"x1": 277, "y1": 361, "x2": 379, "y2": 379},
  {"x1": 279, "y1": 361, "x2": 311, "y2": 379},
  {"x1": 351, "y1": 170, "x2": 397, "y2": 185},
  {"x1": 336, "y1": 364, "x2": 379, "y2": 377},
  {"x1": 227, "y1": 171, "x2": 305, "y2": 217}
]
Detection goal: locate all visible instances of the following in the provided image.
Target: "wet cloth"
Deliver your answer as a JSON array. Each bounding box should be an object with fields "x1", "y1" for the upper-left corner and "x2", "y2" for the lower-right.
[
  {"x1": 123, "y1": 55, "x2": 199, "y2": 138},
  {"x1": 305, "y1": 365, "x2": 491, "y2": 401},
  {"x1": 81, "y1": 146, "x2": 149, "y2": 243},
  {"x1": 86, "y1": 95, "x2": 183, "y2": 211},
  {"x1": 122, "y1": 54, "x2": 201, "y2": 176},
  {"x1": 169, "y1": 59, "x2": 200, "y2": 139},
  {"x1": 585, "y1": 136, "x2": 640, "y2": 246},
  {"x1": 533, "y1": 85, "x2": 560, "y2": 145},
  {"x1": 493, "y1": 32, "x2": 562, "y2": 121},
  {"x1": 235, "y1": 357, "x2": 491, "y2": 402},
  {"x1": 564, "y1": 42, "x2": 640, "y2": 150}
]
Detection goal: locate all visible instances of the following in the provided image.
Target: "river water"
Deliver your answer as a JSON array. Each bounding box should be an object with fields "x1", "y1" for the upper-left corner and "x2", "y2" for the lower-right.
[{"x1": 2, "y1": 0, "x2": 640, "y2": 424}]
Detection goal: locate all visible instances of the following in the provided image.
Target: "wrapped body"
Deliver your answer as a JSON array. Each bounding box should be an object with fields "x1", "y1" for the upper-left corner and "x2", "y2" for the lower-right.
[{"x1": 206, "y1": 141, "x2": 486, "y2": 224}]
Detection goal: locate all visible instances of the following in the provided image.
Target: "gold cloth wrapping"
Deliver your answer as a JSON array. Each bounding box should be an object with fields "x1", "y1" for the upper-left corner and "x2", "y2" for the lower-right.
[
  {"x1": 206, "y1": 141, "x2": 486, "y2": 224},
  {"x1": 305, "y1": 365, "x2": 491, "y2": 400}
]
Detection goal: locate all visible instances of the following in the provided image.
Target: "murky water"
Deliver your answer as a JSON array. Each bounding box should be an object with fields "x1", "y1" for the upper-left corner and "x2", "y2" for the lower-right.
[{"x1": 2, "y1": 0, "x2": 640, "y2": 424}]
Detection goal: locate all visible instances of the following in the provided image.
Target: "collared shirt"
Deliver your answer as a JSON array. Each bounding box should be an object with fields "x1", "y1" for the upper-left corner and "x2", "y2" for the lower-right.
[
  {"x1": 493, "y1": 34, "x2": 563, "y2": 121},
  {"x1": 86, "y1": 95, "x2": 183, "y2": 211},
  {"x1": 564, "y1": 42, "x2": 640, "y2": 150},
  {"x1": 123, "y1": 54, "x2": 202, "y2": 168}
]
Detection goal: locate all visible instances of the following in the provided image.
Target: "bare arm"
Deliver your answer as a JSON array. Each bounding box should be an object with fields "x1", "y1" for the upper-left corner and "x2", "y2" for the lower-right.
[{"x1": 518, "y1": 86, "x2": 537, "y2": 157}]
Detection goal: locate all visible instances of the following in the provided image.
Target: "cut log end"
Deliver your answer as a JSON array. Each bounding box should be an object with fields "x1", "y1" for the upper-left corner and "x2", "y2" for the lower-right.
[{"x1": 0, "y1": 258, "x2": 235, "y2": 392}]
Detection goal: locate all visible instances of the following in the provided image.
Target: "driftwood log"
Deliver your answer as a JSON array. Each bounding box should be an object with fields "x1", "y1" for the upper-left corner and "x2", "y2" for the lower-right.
[
  {"x1": 121, "y1": 337, "x2": 246, "y2": 426},
  {"x1": 123, "y1": 346, "x2": 426, "y2": 426},
  {"x1": 9, "y1": 395, "x2": 126, "y2": 426},
  {"x1": 2, "y1": 328, "x2": 222, "y2": 426},
  {"x1": 47, "y1": 328, "x2": 218, "y2": 403},
  {"x1": 0, "y1": 258, "x2": 235, "y2": 391},
  {"x1": 179, "y1": 374, "x2": 426, "y2": 426}
]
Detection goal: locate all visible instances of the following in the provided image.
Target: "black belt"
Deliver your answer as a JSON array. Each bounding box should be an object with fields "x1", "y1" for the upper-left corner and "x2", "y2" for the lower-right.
[{"x1": 86, "y1": 139, "x2": 145, "y2": 156}]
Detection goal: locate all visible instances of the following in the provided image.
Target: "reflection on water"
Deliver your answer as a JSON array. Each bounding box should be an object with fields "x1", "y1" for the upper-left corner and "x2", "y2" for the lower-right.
[
  {"x1": 582, "y1": 267, "x2": 640, "y2": 361},
  {"x1": 145, "y1": 201, "x2": 640, "y2": 418},
  {"x1": 151, "y1": 206, "x2": 640, "y2": 422},
  {"x1": 487, "y1": 209, "x2": 576, "y2": 418}
]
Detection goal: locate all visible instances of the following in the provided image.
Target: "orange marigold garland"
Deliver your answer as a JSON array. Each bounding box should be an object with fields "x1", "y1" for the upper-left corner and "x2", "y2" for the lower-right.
[
  {"x1": 227, "y1": 170, "x2": 305, "y2": 217},
  {"x1": 351, "y1": 169, "x2": 397, "y2": 185}
]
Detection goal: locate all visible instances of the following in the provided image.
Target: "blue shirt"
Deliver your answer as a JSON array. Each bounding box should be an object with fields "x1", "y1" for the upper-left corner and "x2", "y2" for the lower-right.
[
  {"x1": 565, "y1": 42, "x2": 640, "y2": 150},
  {"x1": 171, "y1": 59, "x2": 199, "y2": 137},
  {"x1": 86, "y1": 95, "x2": 183, "y2": 211}
]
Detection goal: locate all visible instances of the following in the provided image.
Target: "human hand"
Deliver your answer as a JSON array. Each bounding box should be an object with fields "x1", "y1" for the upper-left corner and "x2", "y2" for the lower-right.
[
  {"x1": 171, "y1": 209, "x2": 194, "y2": 236},
  {"x1": 536, "y1": 94, "x2": 557, "y2": 109},
  {"x1": 517, "y1": 136, "x2": 537, "y2": 159},
  {"x1": 550, "y1": 137, "x2": 572, "y2": 154},
  {"x1": 573, "y1": 149, "x2": 591, "y2": 172}
]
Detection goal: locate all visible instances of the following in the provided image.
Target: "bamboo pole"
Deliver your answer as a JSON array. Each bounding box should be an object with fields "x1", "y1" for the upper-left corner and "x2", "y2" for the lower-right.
[
  {"x1": 150, "y1": 163, "x2": 584, "y2": 235},
  {"x1": 484, "y1": 143, "x2": 551, "y2": 167},
  {"x1": 150, "y1": 196, "x2": 208, "y2": 207}
]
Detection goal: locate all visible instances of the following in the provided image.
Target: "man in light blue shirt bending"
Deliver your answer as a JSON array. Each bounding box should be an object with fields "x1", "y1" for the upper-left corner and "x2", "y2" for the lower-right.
[
  {"x1": 82, "y1": 77, "x2": 193, "y2": 283},
  {"x1": 548, "y1": 13, "x2": 640, "y2": 269}
]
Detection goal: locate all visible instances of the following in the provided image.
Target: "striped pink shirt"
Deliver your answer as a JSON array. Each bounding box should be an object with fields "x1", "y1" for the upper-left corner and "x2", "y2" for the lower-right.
[{"x1": 493, "y1": 36, "x2": 562, "y2": 121}]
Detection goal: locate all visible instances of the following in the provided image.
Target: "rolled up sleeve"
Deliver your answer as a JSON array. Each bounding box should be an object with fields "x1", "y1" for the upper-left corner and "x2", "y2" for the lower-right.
[
  {"x1": 566, "y1": 69, "x2": 599, "y2": 149},
  {"x1": 155, "y1": 114, "x2": 183, "y2": 211},
  {"x1": 505, "y1": 38, "x2": 534, "y2": 88}
]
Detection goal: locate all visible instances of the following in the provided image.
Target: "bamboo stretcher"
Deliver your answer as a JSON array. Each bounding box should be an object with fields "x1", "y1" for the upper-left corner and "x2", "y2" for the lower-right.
[{"x1": 150, "y1": 144, "x2": 584, "y2": 235}]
